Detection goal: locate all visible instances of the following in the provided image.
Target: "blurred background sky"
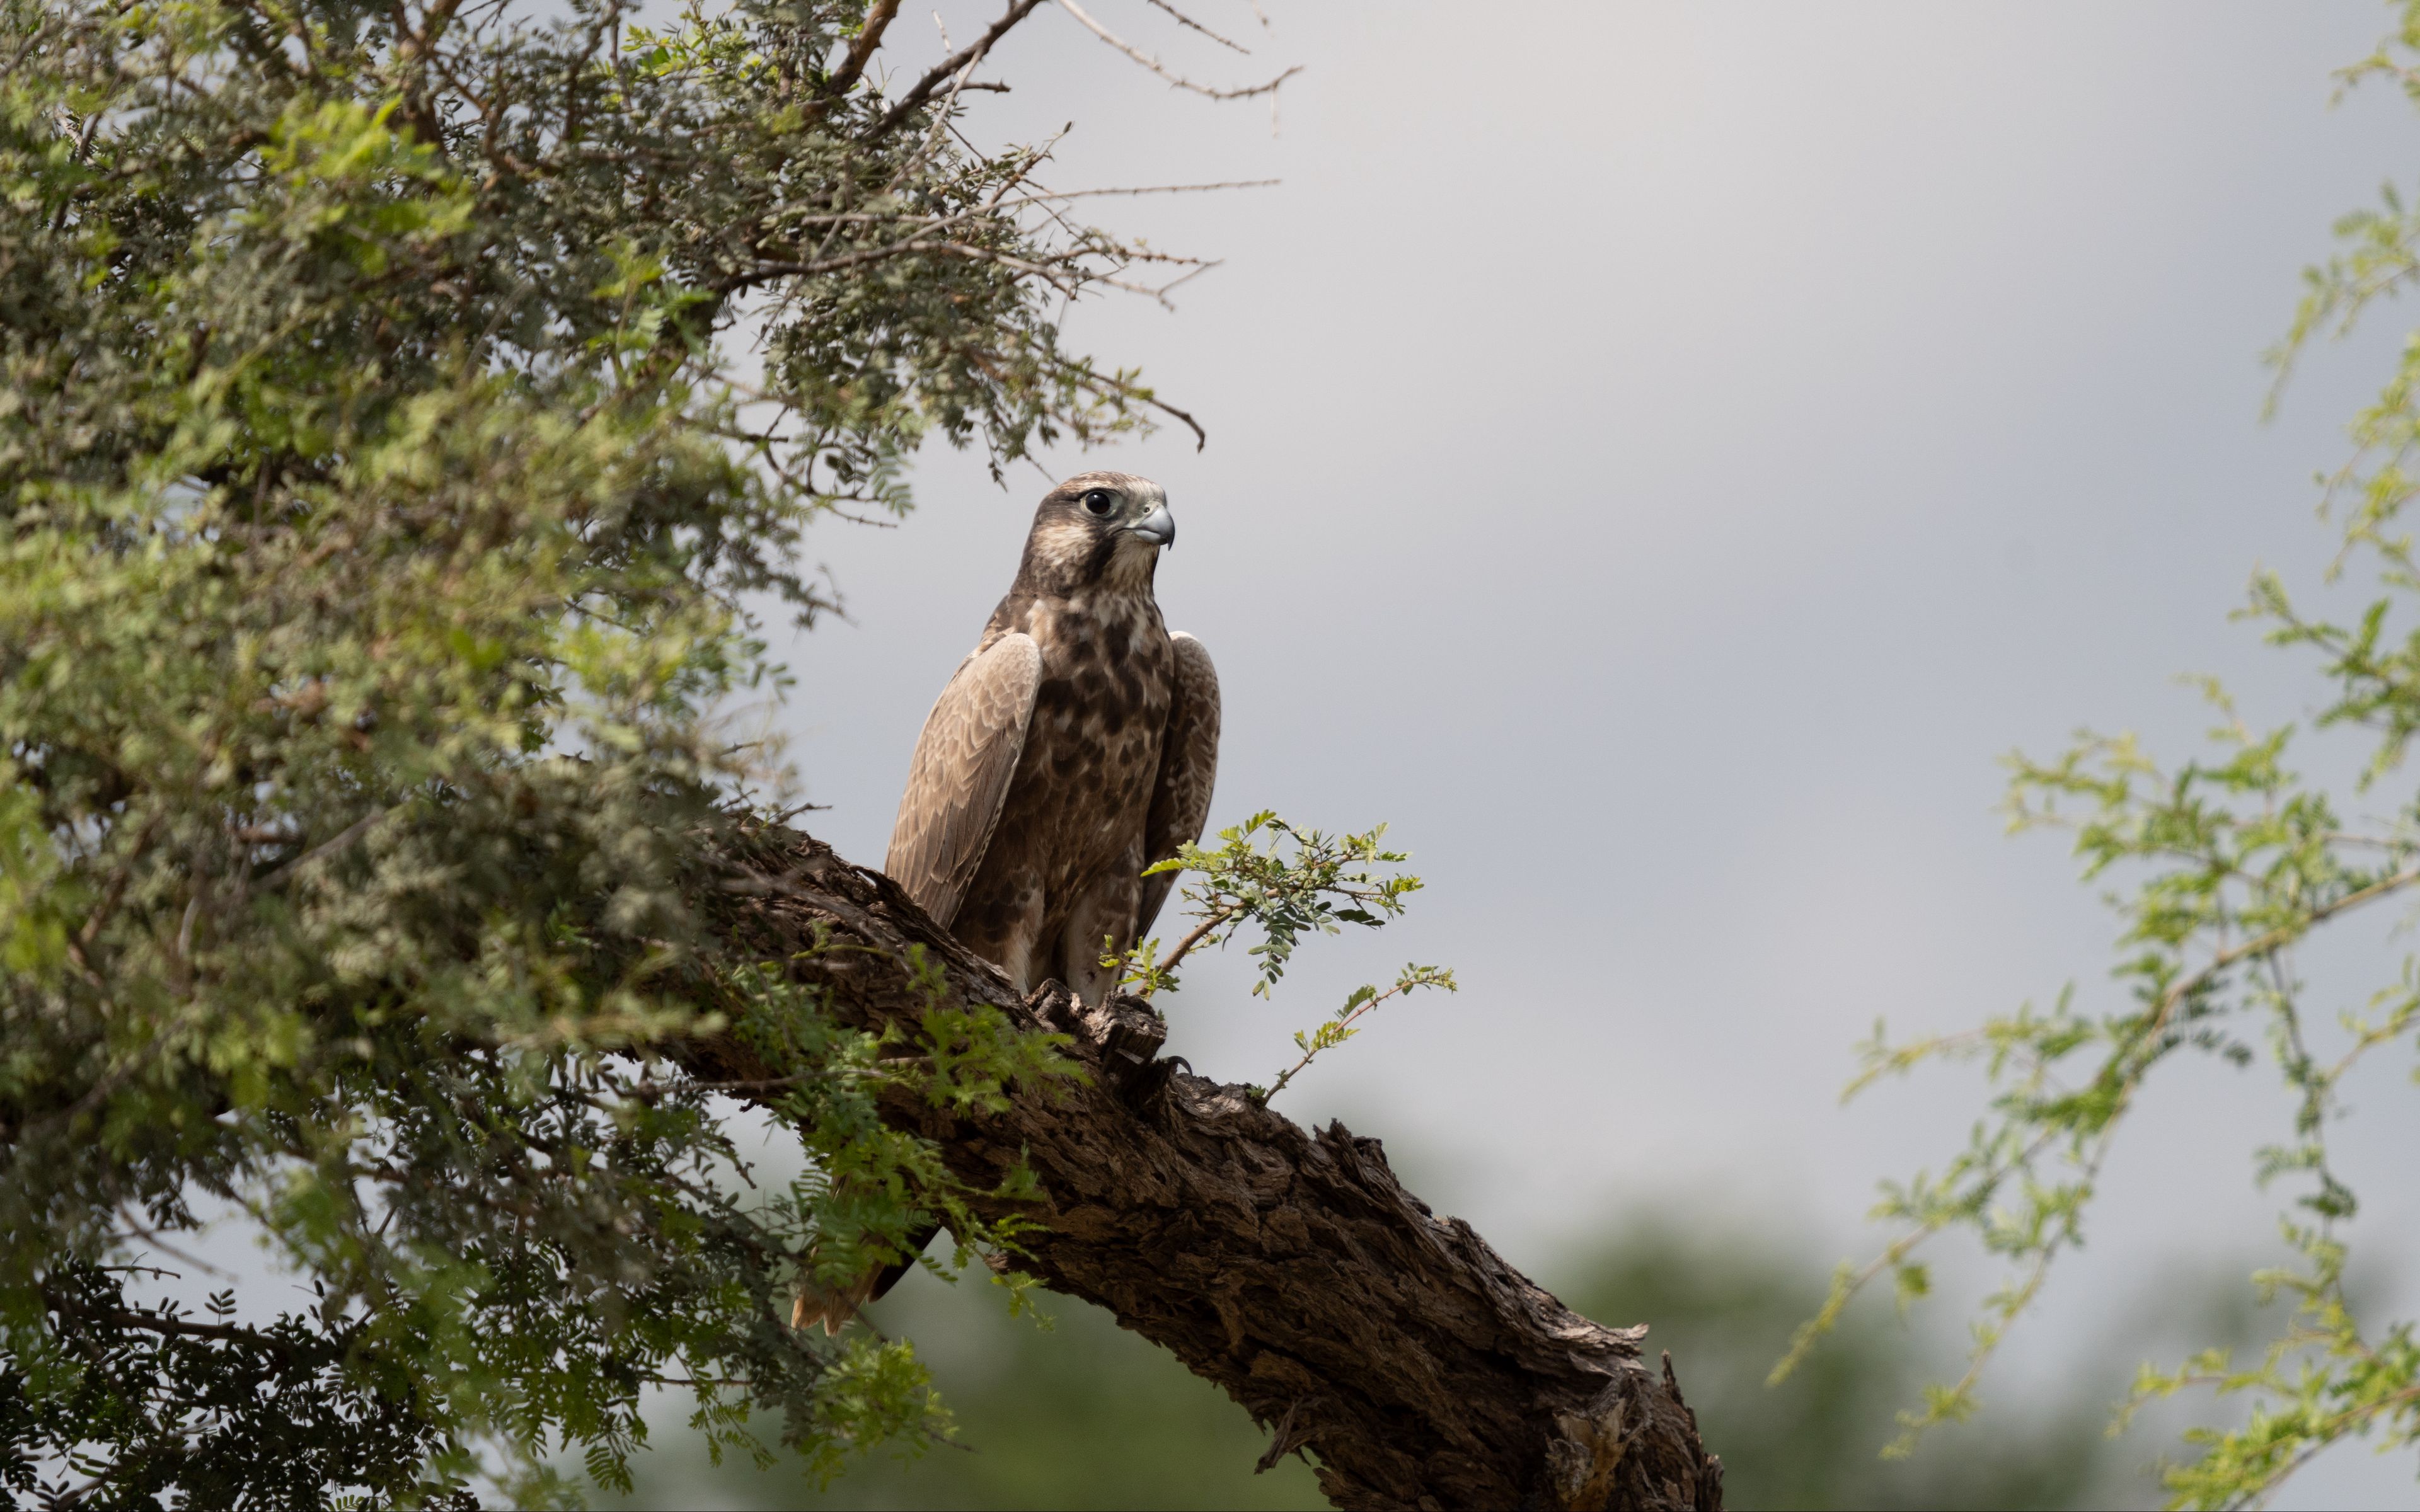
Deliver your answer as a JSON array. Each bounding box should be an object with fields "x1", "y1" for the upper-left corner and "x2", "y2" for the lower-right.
[{"x1": 690, "y1": 2, "x2": 2420, "y2": 1506}]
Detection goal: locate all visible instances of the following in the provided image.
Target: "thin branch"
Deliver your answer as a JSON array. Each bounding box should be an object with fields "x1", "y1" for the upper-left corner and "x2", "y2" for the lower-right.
[
  {"x1": 1139, "y1": 0, "x2": 1250, "y2": 54},
  {"x1": 1264, "y1": 978, "x2": 1424, "y2": 1102},
  {"x1": 76, "y1": 813, "x2": 163, "y2": 948},
  {"x1": 1043, "y1": 353, "x2": 1209, "y2": 447},
  {"x1": 735, "y1": 236, "x2": 1088, "y2": 295},
  {"x1": 1784, "y1": 862, "x2": 2420, "y2": 1436},
  {"x1": 114, "y1": 1204, "x2": 231, "y2": 1280},
  {"x1": 47, "y1": 1295, "x2": 299, "y2": 1360},
  {"x1": 1030, "y1": 178, "x2": 1279, "y2": 200},
  {"x1": 1153, "y1": 905, "x2": 1236, "y2": 979},
  {"x1": 252, "y1": 806, "x2": 388, "y2": 891},
  {"x1": 869, "y1": 0, "x2": 1046, "y2": 138},
  {"x1": 2148, "y1": 864, "x2": 2420, "y2": 1033},
  {"x1": 1051, "y1": 0, "x2": 1299, "y2": 100},
  {"x1": 1771, "y1": 1120, "x2": 2068, "y2": 1387}
]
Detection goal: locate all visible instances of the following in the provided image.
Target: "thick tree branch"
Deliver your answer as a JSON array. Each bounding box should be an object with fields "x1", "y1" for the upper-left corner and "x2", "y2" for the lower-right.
[
  {"x1": 691, "y1": 828, "x2": 1725, "y2": 1512},
  {"x1": 822, "y1": 0, "x2": 899, "y2": 100}
]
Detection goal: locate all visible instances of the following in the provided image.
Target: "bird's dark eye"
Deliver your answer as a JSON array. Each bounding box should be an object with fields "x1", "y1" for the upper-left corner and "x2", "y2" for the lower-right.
[{"x1": 1081, "y1": 488, "x2": 1115, "y2": 516}]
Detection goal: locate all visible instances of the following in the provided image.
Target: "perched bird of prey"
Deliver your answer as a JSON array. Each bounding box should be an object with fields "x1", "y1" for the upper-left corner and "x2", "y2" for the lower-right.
[
  {"x1": 797, "y1": 469, "x2": 1220, "y2": 1332},
  {"x1": 884, "y1": 468, "x2": 1220, "y2": 1001}
]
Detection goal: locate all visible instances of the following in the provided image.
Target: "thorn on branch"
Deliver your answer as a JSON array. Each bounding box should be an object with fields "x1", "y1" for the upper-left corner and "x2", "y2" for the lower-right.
[{"x1": 1141, "y1": 0, "x2": 1253, "y2": 55}]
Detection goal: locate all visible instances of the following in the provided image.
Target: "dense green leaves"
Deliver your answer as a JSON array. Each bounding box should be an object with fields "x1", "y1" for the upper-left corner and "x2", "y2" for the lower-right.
[{"x1": 0, "y1": 0, "x2": 1157, "y2": 1501}]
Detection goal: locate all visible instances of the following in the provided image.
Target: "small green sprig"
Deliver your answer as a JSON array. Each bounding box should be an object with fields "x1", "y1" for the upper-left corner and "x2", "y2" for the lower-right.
[
  {"x1": 1112, "y1": 811, "x2": 1426, "y2": 994},
  {"x1": 1102, "y1": 811, "x2": 1455, "y2": 1104},
  {"x1": 1263, "y1": 964, "x2": 1457, "y2": 1102}
]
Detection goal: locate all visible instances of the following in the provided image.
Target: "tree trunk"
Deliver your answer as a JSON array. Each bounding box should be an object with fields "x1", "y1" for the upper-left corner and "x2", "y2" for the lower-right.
[{"x1": 693, "y1": 827, "x2": 1726, "y2": 1512}]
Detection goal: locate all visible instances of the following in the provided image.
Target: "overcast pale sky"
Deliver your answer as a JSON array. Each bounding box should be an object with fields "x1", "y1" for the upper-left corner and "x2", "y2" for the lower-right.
[{"x1": 751, "y1": 5, "x2": 2420, "y2": 1505}]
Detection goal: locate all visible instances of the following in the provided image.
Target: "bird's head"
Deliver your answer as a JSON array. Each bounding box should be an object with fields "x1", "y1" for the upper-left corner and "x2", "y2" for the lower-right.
[{"x1": 1017, "y1": 470, "x2": 1176, "y2": 595}]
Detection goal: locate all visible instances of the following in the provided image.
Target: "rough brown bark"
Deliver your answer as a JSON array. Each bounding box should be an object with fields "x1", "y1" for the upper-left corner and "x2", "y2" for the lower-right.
[{"x1": 693, "y1": 828, "x2": 1725, "y2": 1512}]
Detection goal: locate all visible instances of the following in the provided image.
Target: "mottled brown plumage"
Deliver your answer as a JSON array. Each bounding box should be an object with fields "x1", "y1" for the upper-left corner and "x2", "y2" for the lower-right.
[
  {"x1": 884, "y1": 469, "x2": 1220, "y2": 1000},
  {"x1": 798, "y1": 471, "x2": 1219, "y2": 1334}
]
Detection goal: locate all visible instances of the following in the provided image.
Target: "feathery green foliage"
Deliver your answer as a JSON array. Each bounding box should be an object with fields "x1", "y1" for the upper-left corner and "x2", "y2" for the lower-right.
[
  {"x1": 0, "y1": 0, "x2": 1172, "y2": 1501},
  {"x1": 1109, "y1": 812, "x2": 1456, "y2": 1104},
  {"x1": 1785, "y1": 6, "x2": 2420, "y2": 1504}
]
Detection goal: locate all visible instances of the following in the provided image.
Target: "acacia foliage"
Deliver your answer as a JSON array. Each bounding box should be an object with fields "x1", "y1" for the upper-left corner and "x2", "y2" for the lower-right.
[
  {"x1": 1783, "y1": 7, "x2": 2420, "y2": 1505},
  {"x1": 0, "y1": 0, "x2": 1160, "y2": 1502},
  {"x1": 1113, "y1": 812, "x2": 1457, "y2": 1103}
]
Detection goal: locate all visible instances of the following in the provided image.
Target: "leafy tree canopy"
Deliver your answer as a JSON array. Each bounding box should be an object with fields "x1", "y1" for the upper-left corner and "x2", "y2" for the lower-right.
[{"x1": 0, "y1": 0, "x2": 1185, "y2": 1501}]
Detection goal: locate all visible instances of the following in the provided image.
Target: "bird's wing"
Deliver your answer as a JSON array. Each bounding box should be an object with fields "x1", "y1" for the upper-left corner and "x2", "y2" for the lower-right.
[
  {"x1": 883, "y1": 633, "x2": 1042, "y2": 929},
  {"x1": 1136, "y1": 631, "x2": 1221, "y2": 941}
]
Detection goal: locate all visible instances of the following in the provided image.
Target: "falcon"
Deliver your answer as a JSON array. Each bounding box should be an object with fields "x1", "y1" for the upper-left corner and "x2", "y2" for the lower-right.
[
  {"x1": 797, "y1": 469, "x2": 1220, "y2": 1332},
  {"x1": 884, "y1": 469, "x2": 1220, "y2": 1000}
]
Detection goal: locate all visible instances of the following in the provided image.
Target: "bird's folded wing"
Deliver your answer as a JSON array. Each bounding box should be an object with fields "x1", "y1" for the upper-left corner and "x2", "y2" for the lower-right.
[
  {"x1": 884, "y1": 633, "x2": 1042, "y2": 929},
  {"x1": 1137, "y1": 631, "x2": 1221, "y2": 941}
]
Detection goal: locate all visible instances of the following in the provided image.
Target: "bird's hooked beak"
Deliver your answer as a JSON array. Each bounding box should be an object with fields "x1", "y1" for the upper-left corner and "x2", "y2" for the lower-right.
[{"x1": 1129, "y1": 499, "x2": 1176, "y2": 549}]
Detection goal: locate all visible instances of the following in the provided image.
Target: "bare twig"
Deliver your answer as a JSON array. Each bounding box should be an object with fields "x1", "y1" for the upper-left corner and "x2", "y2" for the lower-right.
[
  {"x1": 1051, "y1": 0, "x2": 1298, "y2": 100},
  {"x1": 1030, "y1": 178, "x2": 1279, "y2": 200},
  {"x1": 1141, "y1": 0, "x2": 1251, "y2": 54},
  {"x1": 112, "y1": 1205, "x2": 233, "y2": 1280},
  {"x1": 737, "y1": 237, "x2": 1088, "y2": 294}
]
